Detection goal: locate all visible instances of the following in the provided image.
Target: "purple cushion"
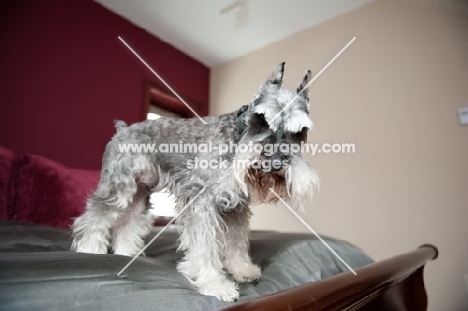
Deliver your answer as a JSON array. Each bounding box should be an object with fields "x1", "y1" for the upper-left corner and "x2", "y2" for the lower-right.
[
  {"x1": 11, "y1": 154, "x2": 100, "y2": 228},
  {"x1": 0, "y1": 146, "x2": 15, "y2": 219}
]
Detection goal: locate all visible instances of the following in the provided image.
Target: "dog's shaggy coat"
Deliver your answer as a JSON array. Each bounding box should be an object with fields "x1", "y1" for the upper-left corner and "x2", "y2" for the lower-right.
[{"x1": 72, "y1": 63, "x2": 319, "y2": 301}]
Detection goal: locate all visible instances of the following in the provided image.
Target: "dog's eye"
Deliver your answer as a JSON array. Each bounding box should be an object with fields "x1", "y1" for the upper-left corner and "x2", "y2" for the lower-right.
[
  {"x1": 252, "y1": 113, "x2": 267, "y2": 126},
  {"x1": 294, "y1": 128, "x2": 308, "y2": 141},
  {"x1": 248, "y1": 113, "x2": 269, "y2": 136}
]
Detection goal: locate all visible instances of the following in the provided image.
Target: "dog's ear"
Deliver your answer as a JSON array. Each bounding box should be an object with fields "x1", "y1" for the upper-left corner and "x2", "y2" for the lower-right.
[
  {"x1": 265, "y1": 62, "x2": 285, "y2": 86},
  {"x1": 296, "y1": 70, "x2": 312, "y2": 100}
]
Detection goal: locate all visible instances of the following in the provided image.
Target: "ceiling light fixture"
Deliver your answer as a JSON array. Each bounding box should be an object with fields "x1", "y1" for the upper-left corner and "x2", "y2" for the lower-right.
[{"x1": 220, "y1": 0, "x2": 250, "y2": 25}]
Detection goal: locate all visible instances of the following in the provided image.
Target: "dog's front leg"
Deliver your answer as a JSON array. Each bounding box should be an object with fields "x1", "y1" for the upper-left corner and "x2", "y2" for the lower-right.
[
  {"x1": 176, "y1": 194, "x2": 239, "y2": 302},
  {"x1": 223, "y1": 207, "x2": 262, "y2": 284}
]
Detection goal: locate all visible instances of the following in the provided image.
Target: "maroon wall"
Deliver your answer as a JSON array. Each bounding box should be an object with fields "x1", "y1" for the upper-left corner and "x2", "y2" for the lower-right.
[{"x1": 0, "y1": 0, "x2": 209, "y2": 169}]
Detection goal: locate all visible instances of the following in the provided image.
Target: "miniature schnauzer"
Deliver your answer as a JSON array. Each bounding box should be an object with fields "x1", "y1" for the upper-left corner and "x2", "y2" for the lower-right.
[{"x1": 71, "y1": 62, "x2": 320, "y2": 302}]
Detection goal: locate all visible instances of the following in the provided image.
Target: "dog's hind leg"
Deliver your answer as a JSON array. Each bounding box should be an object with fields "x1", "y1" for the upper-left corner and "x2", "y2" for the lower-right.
[
  {"x1": 71, "y1": 180, "x2": 134, "y2": 254},
  {"x1": 71, "y1": 155, "x2": 142, "y2": 254},
  {"x1": 223, "y1": 206, "x2": 262, "y2": 283},
  {"x1": 71, "y1": 123, "x2": 157, "y2": 255},
  {"x1": 111, "y1": 183, "x2": 154, "y2": 256}
]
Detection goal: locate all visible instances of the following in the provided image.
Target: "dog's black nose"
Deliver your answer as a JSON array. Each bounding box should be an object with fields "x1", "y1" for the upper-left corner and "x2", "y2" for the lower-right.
[
  {"x1": 280, "y1": 154, "x2": 291, "y2": 163},
  {"x1": 267, "y1": 154, "x2": 290, "y2": 171}
]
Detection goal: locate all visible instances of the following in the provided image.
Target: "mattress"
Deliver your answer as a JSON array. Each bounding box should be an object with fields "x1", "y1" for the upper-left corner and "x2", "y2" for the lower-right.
[{"x1": 0, "y1": 221, "x2": 373, "y2": 311}]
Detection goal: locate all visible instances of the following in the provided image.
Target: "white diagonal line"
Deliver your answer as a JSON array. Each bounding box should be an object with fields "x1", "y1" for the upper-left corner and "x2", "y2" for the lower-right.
[
  {"x1": 270, "y1": 37, "x2": 356, "y2": 123},
  {"x1": 118, "y1": 36, "x2": 207, "y2": 125},
  {"x1": 117, "y1": 187, "x2": 206, "y2": 276},
  {"x1": 268, "y1": 188, "x2": 357, "y2": 275}
]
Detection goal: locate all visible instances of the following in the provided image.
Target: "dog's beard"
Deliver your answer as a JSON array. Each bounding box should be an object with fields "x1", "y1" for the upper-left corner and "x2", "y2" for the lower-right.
[
  {"x1": 232, "y1": 152, "x2": 319, "y2": 210},
  {"x1": 246, "y1": 168, "x2": 289, "y2": 205},
  {"x1": 285, "y1": 155, "x2": 320, "y2": 211}
]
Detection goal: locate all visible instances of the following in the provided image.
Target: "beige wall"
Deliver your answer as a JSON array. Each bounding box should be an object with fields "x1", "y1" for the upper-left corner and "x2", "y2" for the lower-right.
[{"x1": 210, "y1": 0, "x2": 468, "y2": 309}]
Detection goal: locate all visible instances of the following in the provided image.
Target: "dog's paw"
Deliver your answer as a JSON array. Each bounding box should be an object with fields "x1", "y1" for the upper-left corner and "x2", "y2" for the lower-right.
[
  {"x1": 112, "y1": 242, "x2": 144, "y2": 257},
  {"x1": 113, "y1": 250, "x2": 146, "y2": 257},
  {"x1": 229, "y1": 263, "x2": 262, "y2": 284},
  {"x1": 198, "y1": 280, "x2": 239, "y2": 302},
  {"x1": 73, "y1": 240, "x2": 108, "y2": 254}
]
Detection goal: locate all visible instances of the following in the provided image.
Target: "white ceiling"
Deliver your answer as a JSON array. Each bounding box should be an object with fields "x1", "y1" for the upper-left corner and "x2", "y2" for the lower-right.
[{"x1": 94, "y1": 0, "x2": 376, "y2": 67}]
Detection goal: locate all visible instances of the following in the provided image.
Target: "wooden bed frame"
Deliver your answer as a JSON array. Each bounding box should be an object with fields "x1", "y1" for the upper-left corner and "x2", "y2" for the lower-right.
[{"x1": 222, "y1": 244, "x2": 438, "y2": 311}]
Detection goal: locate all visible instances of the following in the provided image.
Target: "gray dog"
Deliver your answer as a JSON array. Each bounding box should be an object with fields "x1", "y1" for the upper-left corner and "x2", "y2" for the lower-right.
[{"x1": 71, "y1": 62, "x2": 320, "y2": 302}]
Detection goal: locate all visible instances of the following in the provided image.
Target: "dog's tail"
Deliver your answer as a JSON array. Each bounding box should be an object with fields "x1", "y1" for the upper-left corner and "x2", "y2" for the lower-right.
[{"x1": 113, "y1": 120, "x2": 128, "y2": 133}]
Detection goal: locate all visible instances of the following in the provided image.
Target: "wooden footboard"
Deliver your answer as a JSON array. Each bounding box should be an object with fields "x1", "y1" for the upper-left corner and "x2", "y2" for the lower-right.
[{"x1": 222, "y1": 244, "x2": 438, "y2": 311}]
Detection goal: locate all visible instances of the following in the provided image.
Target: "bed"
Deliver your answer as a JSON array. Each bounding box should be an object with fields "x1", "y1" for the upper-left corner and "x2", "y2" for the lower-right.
[
  {"x1": 0, "y1": 147, "x2": 438, "y2": 310},
  {"x1": 0, "y1": 221, "x2": 437, "y2": 311}
]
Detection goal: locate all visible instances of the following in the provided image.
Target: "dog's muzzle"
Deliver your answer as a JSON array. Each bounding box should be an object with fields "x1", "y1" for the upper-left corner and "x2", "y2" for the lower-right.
[{"x1": 258, "y1": 153, "x2": 291, "y2": 172}]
